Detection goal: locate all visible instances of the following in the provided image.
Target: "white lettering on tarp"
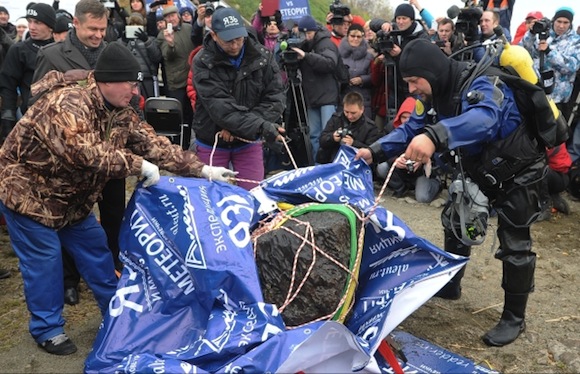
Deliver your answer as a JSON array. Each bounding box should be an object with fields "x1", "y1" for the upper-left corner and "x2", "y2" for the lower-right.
[
  {"x1": 130, "y1": 211, "x2": 196, "y2": 295},
  {"x1": 368, "y1": 233, "x2": 404, "y2": 255},
  {"x1": 413, "y1": 341, "x2": 471, "y2": 368},
  {"x1": 355, "y1": 311, "x2": 384, "y2": 336},
  {"x1": 367, "y1": 209, "x2": 406, "y2": 241},
  {"x1": 280, "y1": 7, "x2": 309, "y2": 18},
  {"x1": 223, "y1": 363, "x2": 242, "y2": 374},
  {"x1": 199, "y1": 186, "x2": 227, "y2": 253},
  {"x1": 305, "y1": 175, "x2": 341, "y2": 202},
  {"x1": 270, "y1": 166, "x2": 315, "y2": 187},
  {"x1": 360, "y1": 294, "x2": 395, "y2": 314},
  {"x1": 159, "y1": 194, "x2": 180, "y2": 235},
  {"x1": 149, "y1": 359, "x2": 166, "y2": 374},
  {"x1": 198, "y1": 289, "x2": 237, "y2": 354},
  {"x1": 177, "y1": 185, "x2": 207, "y2": 269},
  {"x1": 216, "y1": 195, "x2": 254, "y2": 249},
  {"x1": 369, "y1": 264, "x2": 410, "y2": 280},
  {"x1": 110, "y1": 267, "x2": 143, "y2": 317},
  {"x1": 344, "y1": 174, "x2": 365, "y2": 191}
]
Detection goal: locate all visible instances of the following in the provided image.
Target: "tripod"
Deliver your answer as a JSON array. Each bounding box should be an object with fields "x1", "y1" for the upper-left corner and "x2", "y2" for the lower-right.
[
  {"x1": 383, "y1": 55, "x2": 398, "y2": 125},
  {"x1": 282, "y1": 63, "x2": 314, "y2": 167}
]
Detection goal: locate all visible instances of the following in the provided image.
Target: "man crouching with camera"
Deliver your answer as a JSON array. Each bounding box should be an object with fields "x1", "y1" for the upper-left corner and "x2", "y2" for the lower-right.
[{"x1": 317, "y1": 92, "x2": 380, "y2": 164}]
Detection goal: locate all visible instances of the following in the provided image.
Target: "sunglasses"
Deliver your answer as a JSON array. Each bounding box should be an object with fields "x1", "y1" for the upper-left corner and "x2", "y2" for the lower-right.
[{"x1": 348, "y1": 34, "x2": 363, "y2": 39}]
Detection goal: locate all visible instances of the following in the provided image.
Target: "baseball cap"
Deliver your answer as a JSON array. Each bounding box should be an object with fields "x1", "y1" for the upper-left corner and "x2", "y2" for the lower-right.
[
  {"x1": 525, "y1": 11, "x2": 543, "y2": 20},
  {"x1": 211, "y1": 7, "x2": 248, "y2": 41}
]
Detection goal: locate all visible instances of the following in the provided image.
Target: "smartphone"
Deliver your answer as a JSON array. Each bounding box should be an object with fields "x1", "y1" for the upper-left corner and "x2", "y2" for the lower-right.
[
  {"x1": 166, "y1": 22, "x2": 173, "y2": 34},
  {"x1": 435, "y1": 40, "x2": 446, "y2": 47},
  {"x1": 102, "y1": 1, "x2": 115, "y2": 8},
  {"x1": 125, "y1": 25, "x2": 144, "y2": 39}
]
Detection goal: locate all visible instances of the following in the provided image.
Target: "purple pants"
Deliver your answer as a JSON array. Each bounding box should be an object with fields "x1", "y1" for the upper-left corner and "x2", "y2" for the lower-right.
[{"x1": 196, "y1": 141, "x2": 264, "y2": 190}]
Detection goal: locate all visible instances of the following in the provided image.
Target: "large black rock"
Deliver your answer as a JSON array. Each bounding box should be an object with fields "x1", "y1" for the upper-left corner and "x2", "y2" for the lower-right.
[{"x1": 255, "y1": 208, "x2": 359, "y2": 326}]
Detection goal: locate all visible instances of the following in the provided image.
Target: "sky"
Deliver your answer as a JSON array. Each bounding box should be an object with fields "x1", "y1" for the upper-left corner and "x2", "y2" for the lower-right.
[{"x1": 2, "y1": 0, "x2": 578, "y2": 37}]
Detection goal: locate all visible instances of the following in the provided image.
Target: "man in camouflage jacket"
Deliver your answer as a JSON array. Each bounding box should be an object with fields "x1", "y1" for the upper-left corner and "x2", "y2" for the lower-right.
[{"x1": 0, "y1": 43, "x2": 233, "y2": 355}]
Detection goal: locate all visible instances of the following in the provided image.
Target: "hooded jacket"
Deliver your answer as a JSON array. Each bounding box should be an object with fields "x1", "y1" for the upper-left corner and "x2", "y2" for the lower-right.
[
  {"x1": 0, "y1": 70, "x2": 204, "y2": 228},
  {"x1": 192, "y1": 32, "x2": 285, "y2": 148}
]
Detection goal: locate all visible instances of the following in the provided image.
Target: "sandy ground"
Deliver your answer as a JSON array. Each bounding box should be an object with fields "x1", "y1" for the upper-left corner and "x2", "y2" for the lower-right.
[{"x1": 0, "y1": 185, "x2": 578, "y2": 373}]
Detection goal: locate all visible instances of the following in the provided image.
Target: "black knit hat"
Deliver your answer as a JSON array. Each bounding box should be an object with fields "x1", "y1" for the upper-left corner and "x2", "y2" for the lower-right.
[
  {"x1": 94, "y1": 43, "x2": 142, "y2": 82},
  {"x1": 26, "y1": 3, "x2": 56, "y2": 29},
  {"x1": 395, "y1": 4, "x2": 415, "y2": 20},
  {"x1": 553, "y1": 7, "x2": 574, "y2": 23},
  {"x1": 53, "y1": 16, "x2": 73, "y2": 33},
  {"x1": 0, "y1": 6, "x2": 8, "y2": 15}
]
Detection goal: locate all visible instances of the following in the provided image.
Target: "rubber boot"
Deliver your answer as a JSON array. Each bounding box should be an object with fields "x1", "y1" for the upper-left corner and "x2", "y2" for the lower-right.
[
  {"x1": 482, "y1": 292, "x2": 528, "y2": 346},
  {"x1": 435, "y1": 231, "x2": 471, "y2": 300}
]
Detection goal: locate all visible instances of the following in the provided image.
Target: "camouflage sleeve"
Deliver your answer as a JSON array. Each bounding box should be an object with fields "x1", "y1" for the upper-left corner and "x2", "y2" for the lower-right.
[{"x1": 124, "y1": 115, "x2": 205, "y2": 177}]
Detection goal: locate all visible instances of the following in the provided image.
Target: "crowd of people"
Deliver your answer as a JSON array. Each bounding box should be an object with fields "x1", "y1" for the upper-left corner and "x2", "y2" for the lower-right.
[{"x1": 0, "y1": 0, "x2": 578, "y2": 359}]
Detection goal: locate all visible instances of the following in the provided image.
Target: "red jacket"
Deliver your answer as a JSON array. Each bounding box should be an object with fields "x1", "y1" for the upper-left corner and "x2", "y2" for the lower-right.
[{"x1": 186, "y1": 45, "x2": 203, "y2": 112}]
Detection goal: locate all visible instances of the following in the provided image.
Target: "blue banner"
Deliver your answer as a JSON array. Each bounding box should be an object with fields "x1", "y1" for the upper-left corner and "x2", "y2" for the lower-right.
[
  {"x1": 85, "y1": 147, "x2": 469, "y2": 373},
  {"x1": 279, "y1": 0, "x2": 311, "y2": 21}
]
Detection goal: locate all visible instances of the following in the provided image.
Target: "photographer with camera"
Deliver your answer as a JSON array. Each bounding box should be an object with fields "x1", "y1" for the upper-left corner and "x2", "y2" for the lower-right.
[
  {"x1": 191, "y1": 0, "x2": 220, "y2": 48},
  {"x1": 326, "y1": 0, "x2": 353, "y2": 46},
  {"x1": 520, "y1": 7, "x2": 580, "y2": 121},
  {"x1": 433, "y1": 18, "x2": 465, "y2": 57},
  {"x1": 288, "y1": 15, "x2": 341, "y2": 161},
  {"x1": 118, "y1": 12, "x2": 162, "y2": 99},
  {"x1": 317, "y1": 92, "x2": 380, "y2": 164},
  {"x1": 369, "y1": 3, "x2": 429, "y2": 110}
]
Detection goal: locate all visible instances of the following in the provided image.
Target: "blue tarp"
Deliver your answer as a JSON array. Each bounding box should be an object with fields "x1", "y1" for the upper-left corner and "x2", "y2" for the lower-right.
[{"x1": 85, "y1": 146, "x2": 468, "y2": 373}]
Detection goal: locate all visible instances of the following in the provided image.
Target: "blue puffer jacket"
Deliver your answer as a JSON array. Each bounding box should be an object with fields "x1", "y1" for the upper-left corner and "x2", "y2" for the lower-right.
[{"x1": 520, "y1": 27, "x2": 580, "y2": 104}]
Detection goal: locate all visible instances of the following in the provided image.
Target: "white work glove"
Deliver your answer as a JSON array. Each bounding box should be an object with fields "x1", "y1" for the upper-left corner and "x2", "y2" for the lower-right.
[
  {"x1": 201, "y1": 165, "x2": 237, "y2": 183},
  {"x1": 140, "y1": 159, "x2": 160, "y2": 187}
]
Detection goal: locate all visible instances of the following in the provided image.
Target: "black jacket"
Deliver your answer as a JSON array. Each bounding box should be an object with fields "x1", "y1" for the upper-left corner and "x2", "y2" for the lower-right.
[
  {"x1": 192, "y1": 34, "x2": 285, "y2": 148},
  {"x1": 298, "y1": 28, "x2": 341, "y2": 108},
  {"x1": 0, "y1": 37, "x2": 54, "y2": 119},
  {"x1": 317, "y1": 112, "x2": 380, "y2": 164}
]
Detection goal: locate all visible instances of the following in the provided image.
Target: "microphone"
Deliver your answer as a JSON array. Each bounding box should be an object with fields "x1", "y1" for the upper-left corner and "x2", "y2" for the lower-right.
[{"x1": 447, "y1": 5, "x2": 461, "y2": 19}]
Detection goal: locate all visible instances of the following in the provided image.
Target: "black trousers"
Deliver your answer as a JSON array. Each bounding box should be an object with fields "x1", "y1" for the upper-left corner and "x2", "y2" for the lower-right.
[{"x1": 63, "y1": 178, "x2": 126, "y2": 289}]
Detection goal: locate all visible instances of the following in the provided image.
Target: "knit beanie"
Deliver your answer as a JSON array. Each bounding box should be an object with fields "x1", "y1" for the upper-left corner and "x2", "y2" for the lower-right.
[
  {"x1": 394, "y1": 4, "x2": 415, "y2": 20},
  {"x1": 53, "y1": 16, "x2": 73, "y2": 33},
  {"x1": 553, "y1": 7, "x2": 574, "y2": 23},
  {"x1": 26, "y1": 3, "x2": 57, "y2": 29},
  {"x1": 297, "y1": 15, "x2": 318, "y2": 32},
  {"x1": 94, "y1": 43, "x2": 142, "y2": 82},
  {"x1": 0, "y1": 6, "x2": 8, "y2": 15}
]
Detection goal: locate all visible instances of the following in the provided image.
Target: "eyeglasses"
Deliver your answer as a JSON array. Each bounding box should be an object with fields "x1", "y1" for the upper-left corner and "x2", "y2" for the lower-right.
[
  {"x1": 348, "y1": 34, "x2": 363, "y2": 39},
  {"x1": 126, "y1": 81, "x2": 139, "y2": 89}
]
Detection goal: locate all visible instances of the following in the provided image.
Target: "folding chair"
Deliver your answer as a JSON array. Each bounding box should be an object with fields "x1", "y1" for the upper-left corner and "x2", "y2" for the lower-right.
[{"x1": 144, "y1": 97, "x2": 188, "y2": 148}]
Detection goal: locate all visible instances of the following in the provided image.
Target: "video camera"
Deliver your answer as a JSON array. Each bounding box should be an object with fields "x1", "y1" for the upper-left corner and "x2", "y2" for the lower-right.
[
  {"x1": 329, "y1": 0, "x2": 351, "y2": 26},
  {"x1": 455, "y1": 6, "x2": 483, "y2": 42},
  {"x1": 530, "y1": 17, "x2": 551, "y2": 41},
  {"x1": 372, "y1": 29, "x2": 403, "y2": 55},
  {"x1": 278, "y1": 32, "x2": 306, "y2": 66}
]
